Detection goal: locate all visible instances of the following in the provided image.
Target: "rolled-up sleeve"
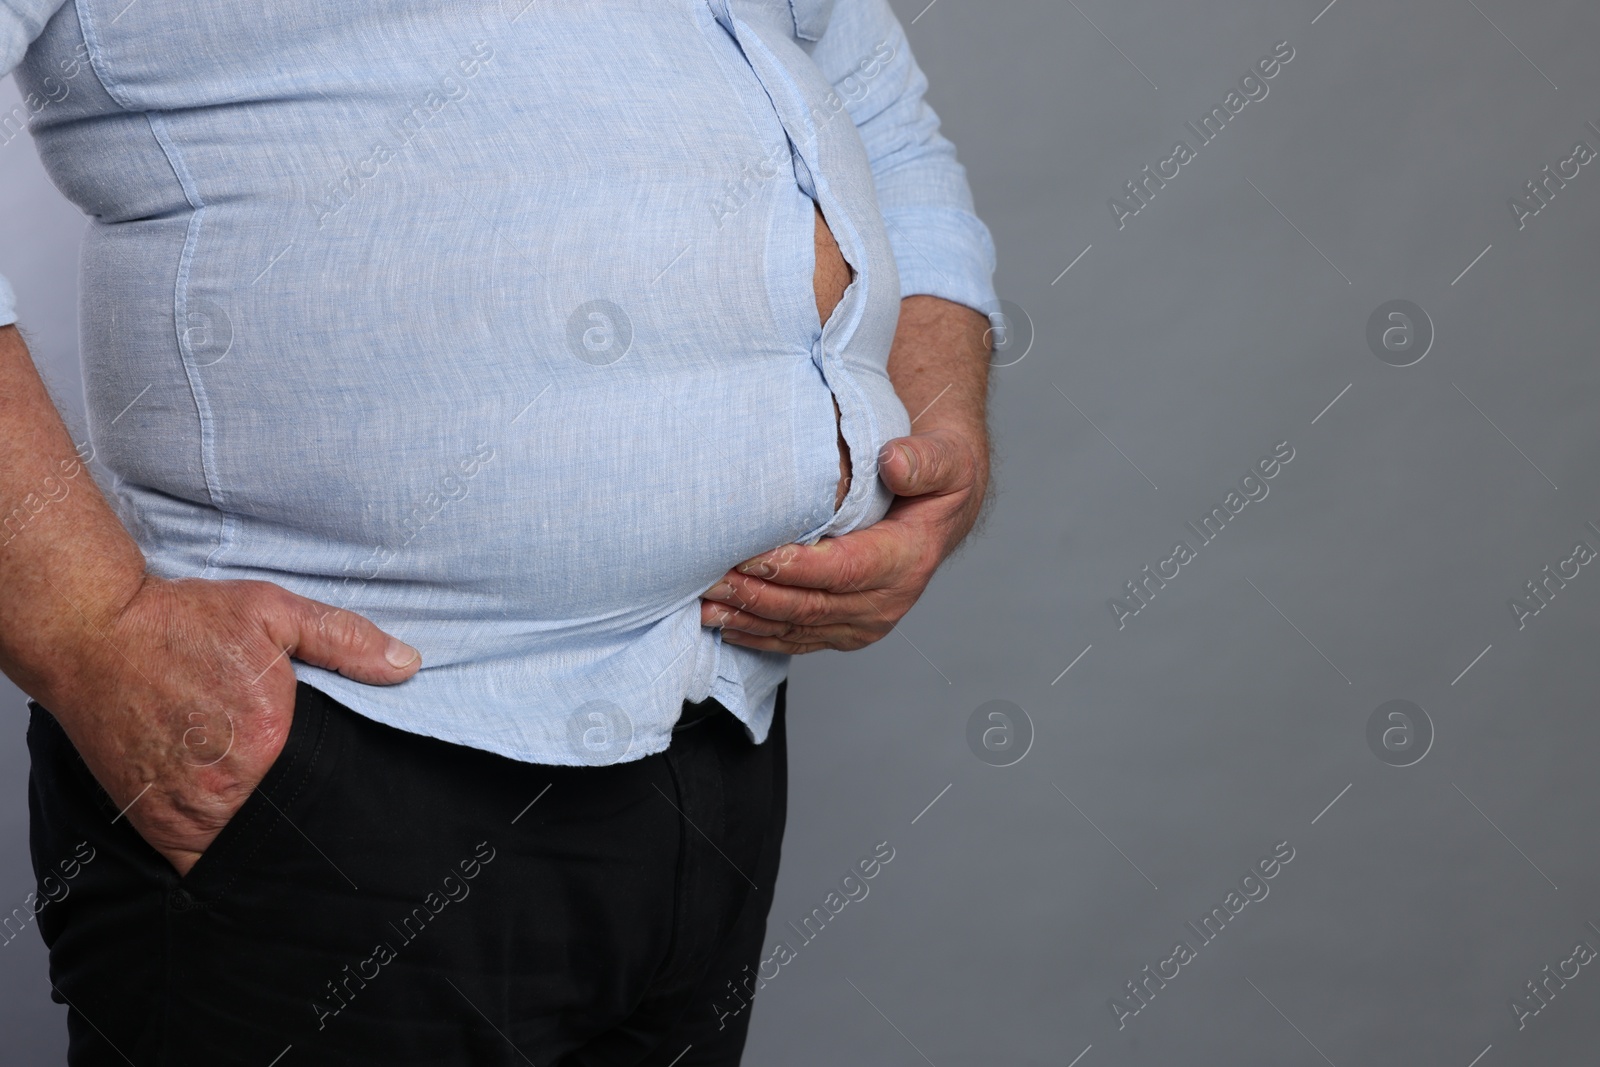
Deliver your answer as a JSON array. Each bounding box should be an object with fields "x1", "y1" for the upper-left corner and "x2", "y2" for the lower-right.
[
  {"x1": 808, "y1": 0, "x2": 999, "y2": 316},
  {"x1": 1, "y1": 0, "x2": 72, "y2": 328}
]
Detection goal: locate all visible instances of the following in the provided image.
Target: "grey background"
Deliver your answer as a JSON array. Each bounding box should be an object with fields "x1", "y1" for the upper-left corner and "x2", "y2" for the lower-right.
[{"x1": 4, "y1": 0, "x2": 1599, "y2": 1063}]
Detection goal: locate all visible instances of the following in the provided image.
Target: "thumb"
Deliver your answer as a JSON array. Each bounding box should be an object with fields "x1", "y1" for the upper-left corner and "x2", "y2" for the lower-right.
[
  {"x1": 877, "y1": 431, "x2": 970, "y2": 498},
  {"x1": 274, "y1": 592, "x2": 421, "y2": 685}
]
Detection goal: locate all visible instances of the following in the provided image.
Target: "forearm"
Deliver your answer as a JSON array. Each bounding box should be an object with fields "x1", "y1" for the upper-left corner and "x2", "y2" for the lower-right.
[
  {"x1": 0, "y1": 324, "x2": 146, "y2": 695},
  {"x1": 888, "y1": 295, "x2": 991, "y2": 434},
  {"x1": 886, "y1": 294, "x2": 991, "y2": 476}
]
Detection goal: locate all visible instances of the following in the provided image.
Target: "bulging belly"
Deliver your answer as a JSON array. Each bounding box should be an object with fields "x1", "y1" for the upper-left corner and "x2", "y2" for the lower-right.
[{"x1": 92, "y1": 0, "x2": 892, "y2": 628}]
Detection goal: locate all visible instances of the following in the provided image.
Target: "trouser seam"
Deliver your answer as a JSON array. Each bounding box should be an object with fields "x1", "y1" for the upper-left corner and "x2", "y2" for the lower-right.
[{"x1": 659, "y1": 741, "x2": 693, "y2": 991}]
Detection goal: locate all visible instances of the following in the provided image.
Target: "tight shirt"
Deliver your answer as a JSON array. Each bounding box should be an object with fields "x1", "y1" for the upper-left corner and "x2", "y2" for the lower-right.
[{"x1": 0, "y1": 0, "x2": 999, "y2": 764}]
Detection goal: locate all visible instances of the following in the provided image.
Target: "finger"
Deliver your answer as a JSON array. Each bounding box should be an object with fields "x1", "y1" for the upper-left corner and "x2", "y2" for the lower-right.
[
  {"x1": 707, "y1": 571, "x2": 895, "y2": 628},
  {"x1": 731, "y1": 523, "x2": 908, "y2": 592},
  {"x1": 702, "y1": 601, "x2": 790, "y2": 638},
  {"x1": 262, "y1": 587, "x2": 421, "y2": 685},
  {"x1": 718, "y1": 629, "x2": 836, "y2": 655},
  {"x1": 703, "y1": 600, "x2": 867, "y2": 644},
  {"x1": 877, "y1": 428, "x2": 974, "y2": 499}
]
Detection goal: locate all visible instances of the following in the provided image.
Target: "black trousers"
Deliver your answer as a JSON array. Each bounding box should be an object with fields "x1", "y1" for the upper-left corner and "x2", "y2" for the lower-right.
[{"x1": 26, "y1": 680, "x2": 788, "y2": 1066}]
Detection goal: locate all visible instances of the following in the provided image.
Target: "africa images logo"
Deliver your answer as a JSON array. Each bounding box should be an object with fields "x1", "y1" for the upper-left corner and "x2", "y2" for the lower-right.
[
  {"x1": 1108, "y1": 442, "x2": 1296, "y2": 630},
  {"x1": 1109, "y1": 40, "x2": 1296, "y2": 230}
]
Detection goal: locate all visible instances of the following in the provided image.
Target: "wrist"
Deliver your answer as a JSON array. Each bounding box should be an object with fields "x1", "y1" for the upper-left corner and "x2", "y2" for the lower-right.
[{"x1": 0, "y1": 548, "x2": 148, "y2": 706}]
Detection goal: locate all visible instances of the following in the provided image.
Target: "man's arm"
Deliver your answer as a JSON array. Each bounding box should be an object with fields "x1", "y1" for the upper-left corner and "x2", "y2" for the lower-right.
[
  {"x1": 699, "y1": 0, "x2": 998, "y2": 652},
  {"x1": 884, "y1": 294, "x2": 993, "y2": 543},
  {"x1": 807, "y1": 0, "x2": 1000, "y2": 316},
  {"x1": 0, "y1": 326, "x2": 148, "y2": 690},
  {"x1": 0, "y1": 321, "x2": 419, "y2": 874}
]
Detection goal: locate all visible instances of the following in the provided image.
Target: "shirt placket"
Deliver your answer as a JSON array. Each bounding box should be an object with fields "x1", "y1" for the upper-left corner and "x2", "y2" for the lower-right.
[{"x1": 708, "y1": 0, "x2": 878, "y2": 540}]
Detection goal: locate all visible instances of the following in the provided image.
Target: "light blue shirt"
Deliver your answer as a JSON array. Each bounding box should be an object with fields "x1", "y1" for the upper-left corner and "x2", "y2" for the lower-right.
[{"x1": 1, "y1": 0, "x2": 998, "y2": 765}]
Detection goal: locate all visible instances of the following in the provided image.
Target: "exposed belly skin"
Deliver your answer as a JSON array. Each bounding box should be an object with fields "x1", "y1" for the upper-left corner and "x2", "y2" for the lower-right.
[{"x1": 814, "y1": 203, "x2": 857, "y2": 511}]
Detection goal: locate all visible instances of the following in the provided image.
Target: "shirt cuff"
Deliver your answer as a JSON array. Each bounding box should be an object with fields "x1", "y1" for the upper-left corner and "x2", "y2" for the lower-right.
[
  {"x1": 0, "y1": 274, "x2": 16, "y2": 328},
  {"x1": 882, "y1": 205, "x2": 1000, "y2": 318}
]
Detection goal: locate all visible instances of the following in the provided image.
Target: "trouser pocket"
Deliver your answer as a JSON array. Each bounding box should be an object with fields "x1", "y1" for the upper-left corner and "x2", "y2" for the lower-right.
[
  {"x1": 170, "y1": 681, "x2": 332, "y2": 904},
  {"x1": 25, "y1": 683, "x2": 339, "y2": 1065}
]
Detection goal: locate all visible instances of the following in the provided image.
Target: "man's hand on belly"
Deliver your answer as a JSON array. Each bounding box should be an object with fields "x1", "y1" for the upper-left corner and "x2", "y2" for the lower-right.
[{"x1": 700, "y1": 296, "x2": 992, "y2": 653}]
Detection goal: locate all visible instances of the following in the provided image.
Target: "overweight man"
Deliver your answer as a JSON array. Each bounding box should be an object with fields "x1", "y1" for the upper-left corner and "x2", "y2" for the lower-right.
[{"x1": 0, "y1": 0, "x2": 997, "y2": 1062}]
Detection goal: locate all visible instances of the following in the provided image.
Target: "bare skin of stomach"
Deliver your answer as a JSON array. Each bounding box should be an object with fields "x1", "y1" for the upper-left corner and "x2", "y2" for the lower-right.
[{"x1": 813, "y1": 202, "x2": 854, "y2": 512}]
